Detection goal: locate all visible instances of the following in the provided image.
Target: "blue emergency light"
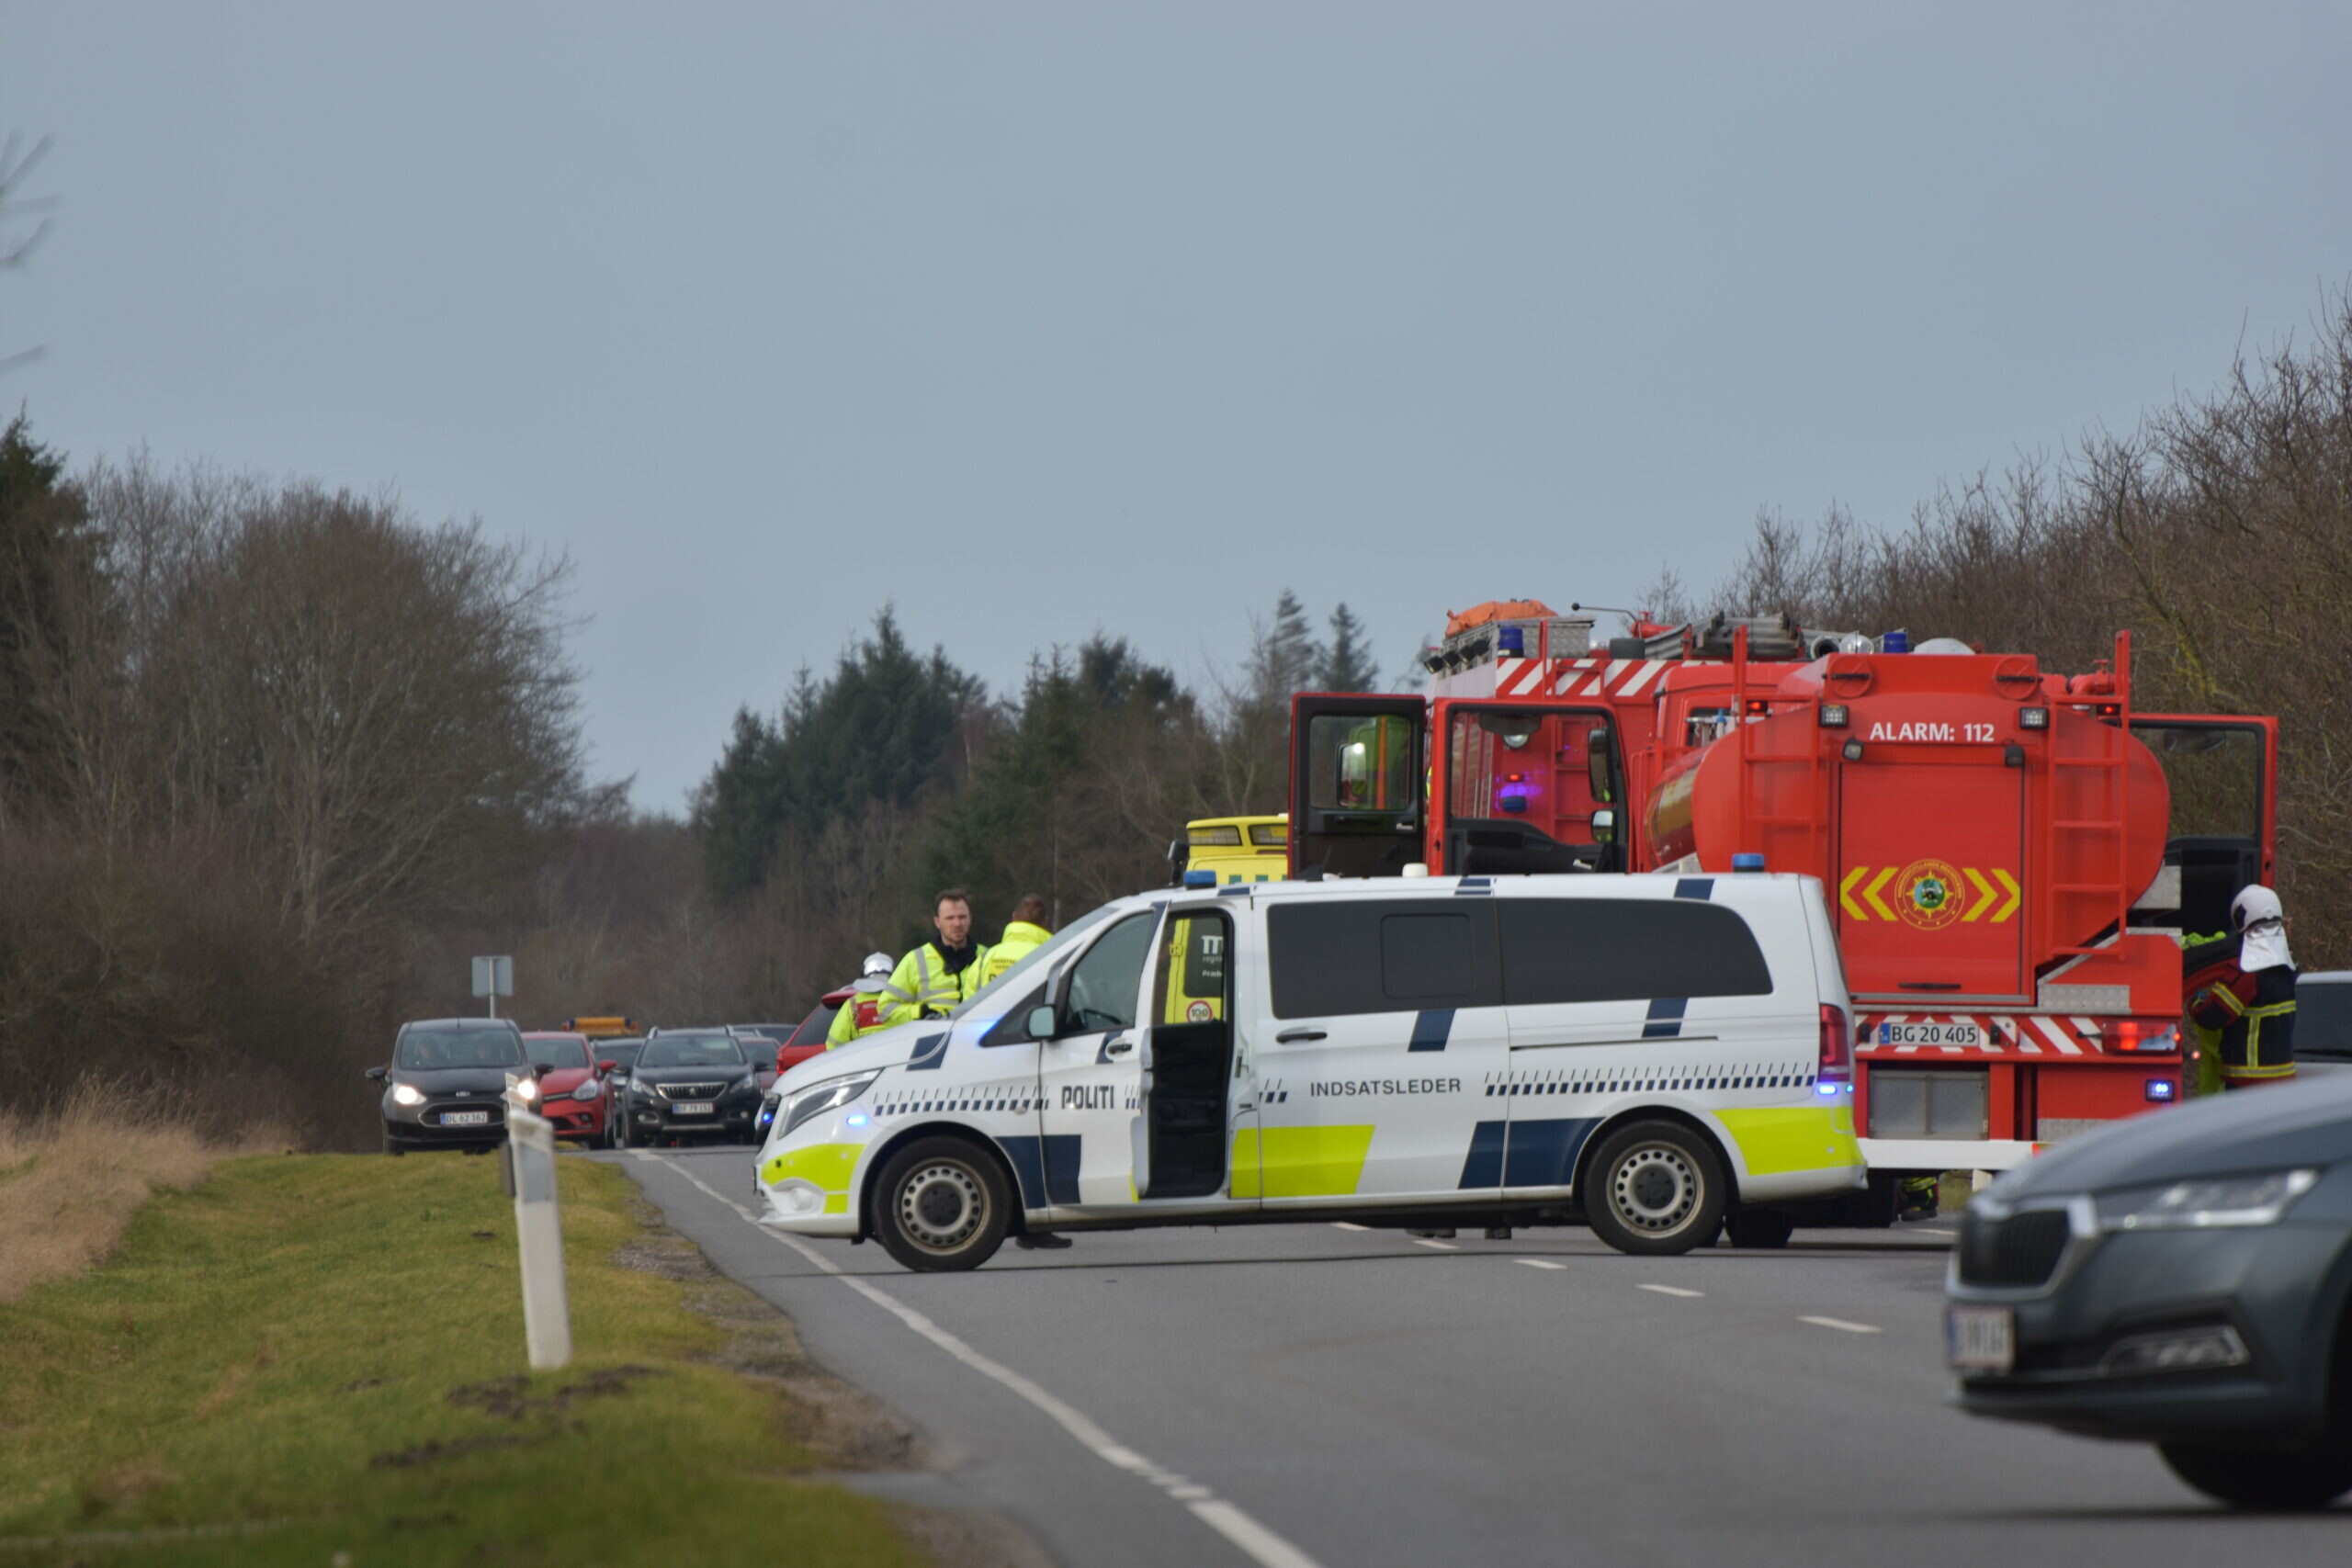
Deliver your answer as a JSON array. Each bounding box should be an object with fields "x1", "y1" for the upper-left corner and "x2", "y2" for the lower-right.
[
  {"x1": 1182, "y1": 868, "x2": 1216, "y2": 887},
  {"x1": 1733, "y1": 853, "x2": 1766, "y2": 873},
  {"x1": 2145, "y1": 1078, "x2": 2178, "y2": 1103},
  {"x1": 1498, "y1": 625, "x2": 1525, "y2": 654}
]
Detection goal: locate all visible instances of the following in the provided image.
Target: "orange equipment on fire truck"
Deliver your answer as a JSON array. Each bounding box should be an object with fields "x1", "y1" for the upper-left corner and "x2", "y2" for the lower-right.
[{"x1": 1290, "y1": 600, "x2": 2278, "y2": 1218}]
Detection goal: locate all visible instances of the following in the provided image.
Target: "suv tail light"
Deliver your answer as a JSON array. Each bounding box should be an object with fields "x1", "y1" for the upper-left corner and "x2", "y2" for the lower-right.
[
  {"x1": 2103, "y1": 1020, "x2": 2180, "y2": 1055},
  {"x1": 1817, "y1": 1004, "x2": 1851, "y2": 1093}
]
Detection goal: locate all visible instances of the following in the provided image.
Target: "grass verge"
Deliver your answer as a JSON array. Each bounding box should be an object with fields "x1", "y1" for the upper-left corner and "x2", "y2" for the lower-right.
[
  {"x1": 0, "y1": 1087, "x2": 286, "y2": 1303},
  {"x1": 0, "y1": 1150, "x2": 930, "y2": 1566}
]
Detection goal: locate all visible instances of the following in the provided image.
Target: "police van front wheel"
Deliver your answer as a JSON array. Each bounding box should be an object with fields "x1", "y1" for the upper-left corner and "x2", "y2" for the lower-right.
[
  {"x1": 873, "y1": 1137, "x2": 1012, "y2": 1272},
  {"x1": 1584, "y1": 1121, "x2": 1728, "y2": 1256}
]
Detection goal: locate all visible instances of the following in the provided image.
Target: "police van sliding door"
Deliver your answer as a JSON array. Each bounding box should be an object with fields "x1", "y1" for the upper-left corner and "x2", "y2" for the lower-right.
[
  {"x1": 1254, "y1": 895, "x2": 1505, "y2": 1207},
  {"x1": 1495, "y1": 887, "x2": 1786, "y2": 1200}
]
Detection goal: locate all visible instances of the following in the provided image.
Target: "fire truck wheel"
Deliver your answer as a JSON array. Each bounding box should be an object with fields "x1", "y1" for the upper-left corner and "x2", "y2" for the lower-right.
[
  {"x1": 2158, "y1": 1439, "x2": 2352, "y2": 1511},
  {"x1": 872, "y1": 1136, "x2": 1012, "y2": 1273},
  {"x1": 1724, "y1": 1209, "x2": 1796, "y2": 1248},
  {"x1": 1584, "y1": 1121, "x2": 1728, "y2": 1256}
]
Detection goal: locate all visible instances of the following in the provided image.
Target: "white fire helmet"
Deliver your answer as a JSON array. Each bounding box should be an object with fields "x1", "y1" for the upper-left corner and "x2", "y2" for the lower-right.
[
  {"x1": 2231, "y1": 886, "x2": 2292, "y2": 972},
  {"x1": 863, "y1": 951, "x2": 894, "y2": 979}
]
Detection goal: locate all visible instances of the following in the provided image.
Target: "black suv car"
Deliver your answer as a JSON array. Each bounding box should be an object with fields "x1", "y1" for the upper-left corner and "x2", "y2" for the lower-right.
[
  {"x1": 369, "y1": 1017, "x2": 537, "y2": 1155},
  {"x1": 615, "y1": 1029, "x2": 763, "y2": 1147}
]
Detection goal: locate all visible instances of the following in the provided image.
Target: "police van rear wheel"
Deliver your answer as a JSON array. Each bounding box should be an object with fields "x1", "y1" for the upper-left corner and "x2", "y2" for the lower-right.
[
  {"x1": 874, "y1": 1137, "x2": 1011, "y2": 1272},
  {"x1": 1584, "y1": 1121, "x2": 1727, "y2": 1256}
]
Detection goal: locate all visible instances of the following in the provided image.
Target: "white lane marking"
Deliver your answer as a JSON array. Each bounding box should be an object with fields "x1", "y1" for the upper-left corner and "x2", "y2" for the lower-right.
[
  {"x1": 1800, "y1": 1315, "x2": 1882, "y2": 1335},
  {"x1": 1329, "y1": 1222, "x2": 1372, "y2": 1232},
  {"x1": 1514, "y1": 1258, "x2": 1566, "y2": 1271},
  {"x1": 644, "y1": 1155, "x2": 1327, "y2": 1568},
  {"x1": 1915, "y1": 1227, "x2": 1957, "y2": 1237},
  {"x1": 1637, "y1": 1283, "x2": 1703, "y2": 1298},
  {"x1": 1191, "y1": 1501, "x2": 1327, "y2": 1568},
  {"x1": 1410, "y1": 1238, "x2": 1456, "y2": 1251}
]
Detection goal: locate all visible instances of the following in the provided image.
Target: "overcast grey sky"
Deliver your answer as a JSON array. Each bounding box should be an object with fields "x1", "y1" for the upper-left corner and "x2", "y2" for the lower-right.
[{"x1": 7, "y1": 2, "x2": 2349, "y2": 810}]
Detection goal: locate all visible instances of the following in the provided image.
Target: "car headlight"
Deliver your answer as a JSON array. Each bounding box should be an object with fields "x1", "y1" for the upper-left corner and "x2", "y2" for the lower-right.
[
  {"x1": 2095, "y1": 1168, "x2": 2321, "y2": 1233},
  {"x1": 514, "y1": 1076, "x2": 539, "y2": 1101},
  {"x1": 390, "y1": 1082, "x2": 425, "y2": 1107},
  {"x1": 571, "y1": 1078, "x2": 602, "y2": 1101},
  {"x1": 780, "y1": 1072, "x2": 880, "y2": 1138}
]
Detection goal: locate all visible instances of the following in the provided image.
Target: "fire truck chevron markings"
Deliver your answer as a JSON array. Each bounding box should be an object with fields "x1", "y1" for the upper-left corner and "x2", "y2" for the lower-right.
[
  {"x1": 1863, "y1": 866, "x2": 1900, "y2": 921},
  {"x1": 1838, "y1": 867, "x2": 1869, "y2": 920},
  {"x1": 1841, "y1": 865, "x2": 2021, "y2": 922},
  {"x1": 1962, "y1": 866, "x2": 1996, "y2": 920}
]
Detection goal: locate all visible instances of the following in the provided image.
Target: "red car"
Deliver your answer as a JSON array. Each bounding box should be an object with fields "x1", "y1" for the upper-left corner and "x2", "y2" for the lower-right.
[{"x1": 521, "y1": 1031, "x2": 617, "y2": 1148}]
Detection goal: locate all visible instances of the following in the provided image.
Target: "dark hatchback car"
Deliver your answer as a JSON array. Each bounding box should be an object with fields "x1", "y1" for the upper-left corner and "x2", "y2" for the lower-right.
[
  {"x1": 370, "y1": 1018, "x2": 537, "y2": 1155},
  {"x1": 615, "y1": 1029, "x2": 763, "y2": 1148},
  {"x1": 1947, "y1": 1074, "x2": 2352, "y2": 1509}
]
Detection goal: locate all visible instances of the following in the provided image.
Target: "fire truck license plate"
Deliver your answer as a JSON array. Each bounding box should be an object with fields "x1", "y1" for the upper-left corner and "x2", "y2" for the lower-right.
[
  {"x1": 1947, "y1": 1306, "x2": 2015, "y2": 1372},
  {"x1": 1879, "y1": 1021, "x2": 1984, "y2": 1047}
]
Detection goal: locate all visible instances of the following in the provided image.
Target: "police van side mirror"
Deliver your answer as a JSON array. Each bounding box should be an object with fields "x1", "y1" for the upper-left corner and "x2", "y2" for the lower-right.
[{"x1": 1026, "y1": 1005, "x2": 1059, "y2": 1041}]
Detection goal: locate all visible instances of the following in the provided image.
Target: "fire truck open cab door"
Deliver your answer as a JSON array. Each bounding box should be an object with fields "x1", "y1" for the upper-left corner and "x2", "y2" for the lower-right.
[
  {"x1": 1289, "y1": 694, "x2": 1426, "y2": 879},
  {"x1": 2128, "y1": 716, "x2": 2278, "y2": 936}
]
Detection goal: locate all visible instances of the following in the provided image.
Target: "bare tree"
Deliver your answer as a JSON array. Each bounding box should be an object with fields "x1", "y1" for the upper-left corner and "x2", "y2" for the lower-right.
[{"x1": 0, "y1": 132, "x2": 55, "y2": 373}]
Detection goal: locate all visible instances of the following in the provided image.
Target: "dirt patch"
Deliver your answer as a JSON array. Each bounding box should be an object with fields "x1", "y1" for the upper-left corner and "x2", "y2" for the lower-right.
[
  {"x1": 891, "y1": 1505, "x2": 1059, "y2": 1568},
  {"x1": 445, "y1": 1365, "x2": 662, "y2": 1421},
  {"x1": 75, "y1": 1459, "x2": 175, "y2": 1517},
  {"x1": 368, "y1": 1433, "x2": 539, "y2": 1470}
]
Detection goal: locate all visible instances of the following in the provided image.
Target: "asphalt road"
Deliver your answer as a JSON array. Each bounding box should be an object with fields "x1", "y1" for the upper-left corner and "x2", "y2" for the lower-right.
[{"x1": 604, "y1": 1146, "x2": 2349, "y2": 1567}]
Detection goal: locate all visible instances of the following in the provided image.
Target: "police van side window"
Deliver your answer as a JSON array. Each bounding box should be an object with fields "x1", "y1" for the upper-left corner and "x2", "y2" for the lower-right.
[
  {"x1": 1061, "y1": 913, "x2": 1157, "y2": 1032},
  {"x1": 1268, "y1": 901, "x2": 1500, "y2": 1019},
  {"x1": 1499, "y1": 900, "x2": 1770, "y2": 1005}
]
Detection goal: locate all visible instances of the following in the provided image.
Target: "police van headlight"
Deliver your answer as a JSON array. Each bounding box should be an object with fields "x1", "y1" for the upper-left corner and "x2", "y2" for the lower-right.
[{"x1": 780, "y1": 1072, "x2": 881, "y2": 1138}]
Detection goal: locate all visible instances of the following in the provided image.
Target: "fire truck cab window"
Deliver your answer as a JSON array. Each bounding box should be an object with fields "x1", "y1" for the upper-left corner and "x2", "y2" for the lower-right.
[
  {"x1": 1308, "y1": 713, "x2": 1415, "y2": 814},
  {"x1": 1683, "y1": 706, "x2": 1736, "y2": 749}
]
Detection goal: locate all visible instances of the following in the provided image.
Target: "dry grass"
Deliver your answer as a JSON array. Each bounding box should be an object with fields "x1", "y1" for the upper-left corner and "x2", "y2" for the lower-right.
[{"x1": 0, "y1": 1081, "x2": 287, "y2": 1301}]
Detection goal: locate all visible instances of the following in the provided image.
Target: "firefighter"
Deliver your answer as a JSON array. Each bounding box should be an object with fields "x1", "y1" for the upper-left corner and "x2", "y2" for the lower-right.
[
  {"x1": 2187, "y1": 886, "x2": 2299, "y2": 1089},
  {"x1": 978, "y1": 895, "x2": 1051, "y2": 987},
  {"x1": 879, "y1": 887, "x2": 989, "y2": 1026},
  {"x1": 824, "y1": 952, "x2": 899, "y2": 1047}
]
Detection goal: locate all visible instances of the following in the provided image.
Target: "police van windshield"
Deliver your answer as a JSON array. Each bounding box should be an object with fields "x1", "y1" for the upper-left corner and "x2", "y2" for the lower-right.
[{"x1": 952, "y1": 902, "x2": 1125, "y2": 1019}]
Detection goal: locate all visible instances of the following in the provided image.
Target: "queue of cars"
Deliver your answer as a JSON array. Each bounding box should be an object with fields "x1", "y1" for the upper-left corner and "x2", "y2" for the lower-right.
[{"x1": 370, "y1": 1016, "x2": 828, "y2": 1156}]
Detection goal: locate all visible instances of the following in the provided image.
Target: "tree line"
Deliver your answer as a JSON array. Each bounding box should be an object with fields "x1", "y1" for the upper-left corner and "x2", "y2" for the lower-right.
[{"x1": 5, "y1": 289, "x2": 2343, "y2": 1145}]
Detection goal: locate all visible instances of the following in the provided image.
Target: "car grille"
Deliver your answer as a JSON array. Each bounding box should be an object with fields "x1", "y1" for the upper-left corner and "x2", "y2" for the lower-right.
[
  {"x1": 657, "y1": 1082, "x2": 727, "y2": 1101},
  {"x1": 1956, "y1": 1207, "x2": 2074, "y2": 1288}
]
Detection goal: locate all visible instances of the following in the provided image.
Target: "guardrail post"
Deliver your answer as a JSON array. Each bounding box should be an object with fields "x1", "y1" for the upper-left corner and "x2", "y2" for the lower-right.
[{"x1": 503, "y1": 1083, "x2": 572, "y2": 1371}]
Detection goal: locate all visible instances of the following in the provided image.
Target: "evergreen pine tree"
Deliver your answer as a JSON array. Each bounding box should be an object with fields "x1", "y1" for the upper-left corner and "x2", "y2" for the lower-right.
[{"x1": 1319, "y1": 603, "x2": 1381, "y2": 691}]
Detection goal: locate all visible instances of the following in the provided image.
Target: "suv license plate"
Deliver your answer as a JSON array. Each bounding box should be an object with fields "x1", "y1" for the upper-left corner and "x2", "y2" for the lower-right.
[
  {"x1": 444, "y1": 1110, "x2": 490, "y2": 1126},
  {"x1": 1880, "y1": 1021, "x2": 1984, "y2": 1047},
  {"x1": 673, "y1": 1101, "x2": 715, "y2": 1116},
  {"x1": 1948, "y1": 1306, "x2": 2015, "y2": 1371}
]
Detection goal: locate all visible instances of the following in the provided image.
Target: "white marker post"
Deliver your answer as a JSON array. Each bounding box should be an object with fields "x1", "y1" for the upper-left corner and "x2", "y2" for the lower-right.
[{"x1": 503, "y1": 1077, "x2": 572, "y2": 1370}]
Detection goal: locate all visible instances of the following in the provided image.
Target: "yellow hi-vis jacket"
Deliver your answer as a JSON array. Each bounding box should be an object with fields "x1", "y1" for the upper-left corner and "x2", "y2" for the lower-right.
[
  {"x1": 824, "y1": 977, "x2": 895, "y2": 1047},
  {"x1": 978, "y1": 921, "x2": 1051, "y2": 987},
  {"x1": 879, "y1": 942, "x2": 989, "y2": 1026}
]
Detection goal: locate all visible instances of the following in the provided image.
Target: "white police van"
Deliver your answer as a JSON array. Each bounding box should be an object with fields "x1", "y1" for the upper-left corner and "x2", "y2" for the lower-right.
[{"x1": 756, "y1": 873, "x2": 1864, "y2": 1270}]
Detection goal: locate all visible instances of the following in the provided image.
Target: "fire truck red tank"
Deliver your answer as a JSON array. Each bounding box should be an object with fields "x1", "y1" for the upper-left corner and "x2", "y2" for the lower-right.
[{"x1": 1645, "y1": 650, "x2": 2170, "y2": 999}]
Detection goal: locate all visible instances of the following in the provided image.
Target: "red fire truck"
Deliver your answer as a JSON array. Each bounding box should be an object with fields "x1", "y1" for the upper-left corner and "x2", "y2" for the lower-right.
[{"x1": 1289, "y1": 601, "x2": 2278, "y2": 1217}]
